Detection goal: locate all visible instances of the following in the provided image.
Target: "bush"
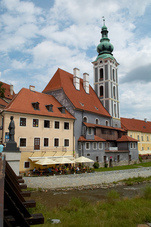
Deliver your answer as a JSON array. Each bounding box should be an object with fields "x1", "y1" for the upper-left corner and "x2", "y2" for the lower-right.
[
  {"x1": 104, "y1": 163, "x2": 108, "y2": 168},
  {"x1": 93, "y1": 162, "x2": 99, "y2": 169},
  {"x1": 139, "y1": 156, "x2": 143, "y2": 162}
]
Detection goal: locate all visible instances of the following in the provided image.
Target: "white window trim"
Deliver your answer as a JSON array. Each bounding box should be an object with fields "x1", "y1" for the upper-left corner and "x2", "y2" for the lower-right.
[
  {"x1": 64, "y1": 139, "x2": 69, "y2": 147},
  {"x1": 44, "y1": 138, "x2": 49, "y2": 147},
  {"x1": 105, "y1": 120, "x2": 109, "y2": 126},
  {"x1": 54, "y1": 120, "x2": 60, "y2": 129},
  {"x1": 64, "y1": 122, "x2": 70, "y2": 130},
  {"x1": 85, "y1": 142, "x2": 90, "y2": 150},
  {"x1": 130, "y1": 143, "x2": 133, "y2": 149},
  {"x1": 78, "y1": 142, "x2": 82, "y2": 150},
  {"x1": 54, "y1": 137, "x2": 59, "y2": 147},
  {"x1": 19, "y1": 117, "x2": 26, "y2": 127},
  {"x1": 19, "y1": 138, "x2": 26, "y2": 147},
  {"x1": 33, "y1": 118, "x2": 39, "y2": 128},
  {"x1": 34, "y1": 137, "x2": 40, "y2": 150},
  {"x1": 44, "y1": 119, "x2": 50, "y2": 128},
  {"x1": 88, "y1": 127, "x2": 92, "y2": 135},
  {"x1": 83, "y1": 116, "x2": 88, "y2": 123},
  {"x1": 96, "y1": 118, "x2": 99, "y2": 124},
  {"x1": 98, "y1": 142, "x2": 103, "y2": 150},
  {"x1": 93, "y1": 142, "x2": 97, "y2": 150}
]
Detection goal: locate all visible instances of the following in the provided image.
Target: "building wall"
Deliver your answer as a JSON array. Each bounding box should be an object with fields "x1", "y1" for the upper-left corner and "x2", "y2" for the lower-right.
[
  {"x1": 2, "y1": 112, "x2": 74, "y2": 172},
  {"x1": 127, "y1": 130, "x2": 151, "y2": 152}
]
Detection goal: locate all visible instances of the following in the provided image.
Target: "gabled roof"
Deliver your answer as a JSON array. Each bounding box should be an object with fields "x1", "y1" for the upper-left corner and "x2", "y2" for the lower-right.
[
  {"x1": 0, "y1": 98, "x2": 8, "y2": 107},
  {"x1": 78, "y1": 135, "x2": 106, "y2": 142},
  {"x1": 4, "y1": 88, "x2": 75, "y2": 119},
  {"x1": 121, "y1": 117, "x2": 151, "y2": 133},
  {"x1": 117, "y1": 135, "x2": 138, "y2": 142},
  {"x1": 43, "y1": 68, "x2": 111, "y2": 118},
  {"x1": 0, "y1": 81, "x2": 15, "y2": 100},
  {"x1": 83, "y1": 122, "x2": 125, "y2": 132}
]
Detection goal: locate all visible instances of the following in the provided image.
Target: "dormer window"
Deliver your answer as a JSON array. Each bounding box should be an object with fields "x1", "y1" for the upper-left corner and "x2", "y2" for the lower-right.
[
  {"x1": 32, "y1": 102, "x2": 39, "y2": 110},
  {"x1": 58, "y1": 106, "x2": 65, "y2": 114},
  {"x1": 46, "y1": 104, "x2": 53, "y2": 112}
]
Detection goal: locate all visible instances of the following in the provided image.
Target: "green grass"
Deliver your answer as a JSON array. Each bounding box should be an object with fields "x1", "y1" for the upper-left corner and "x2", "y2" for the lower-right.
[
  {"x1": 120, "y1": 176, "x2": 151, "y2": 186},
  {"x1": 94, "y1": 161, "x2": 151, "y2": 172},
  {"x1": 30, "y1": 187, "x2": 151, "y2": 227}
]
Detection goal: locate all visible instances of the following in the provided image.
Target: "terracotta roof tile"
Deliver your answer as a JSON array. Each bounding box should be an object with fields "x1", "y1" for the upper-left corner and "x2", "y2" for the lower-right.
[
  {"x1": 117, "y1": 135, "x2": 138, "y2": 142},
  {"x1": 0, "y1": 98, "x2": 8, "y2": 107},
  {"x1": 121, "y1": 118, "x2": 151, "y2": 133},
  {"x1": 83, "y1": 122, "x2": 125, "y2": 132},
  {"x1": 43, "y1": 68, "x2": 111, "y2": 118},
  {"x1": 0, "y1": 81, "x2": 15, "y2": 100},
  {"x1": 4, "y1": 88, "x2": 75, "y2": 119},
  {"x1": 78, "y1": 135, "x2": 106, "y2": 142}
]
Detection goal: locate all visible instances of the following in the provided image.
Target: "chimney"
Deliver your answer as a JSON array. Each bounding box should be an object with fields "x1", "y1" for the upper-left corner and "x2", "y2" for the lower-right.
[
  {"x1": 144, "y1": 118, "x2": 147, "y2": 122},
  {"x1": 10, "y1": 85, "x2": 14, "y2": 96},
  {"x1": 29, "y1": 85, "x2": 35, "y2": 92},
  {"x1": 83, "y1": 73, "x2": 89, "y2": 94},
  {"x1": 73, "y1": 68, "x2": 80, "y2": 90}
]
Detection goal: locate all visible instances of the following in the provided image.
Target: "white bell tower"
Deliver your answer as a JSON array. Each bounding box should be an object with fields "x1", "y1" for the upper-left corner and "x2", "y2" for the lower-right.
[{"x1": 92, "y1": 19, "x2": 120, "y2": 128}]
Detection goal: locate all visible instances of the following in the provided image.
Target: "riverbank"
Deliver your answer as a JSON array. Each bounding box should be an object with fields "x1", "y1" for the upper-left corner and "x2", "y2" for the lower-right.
[{"x1": 24, "y1": 167, "x2": 151, "y2": 190}]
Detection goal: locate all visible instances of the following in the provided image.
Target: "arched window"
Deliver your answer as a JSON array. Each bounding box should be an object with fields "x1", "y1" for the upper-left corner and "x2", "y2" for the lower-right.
[
  {"x1": 113, "y1": 69, "x2": 115, "y2": 82},
  {"x1": 100, "y1": 86, "x2": 103, "y2": 97},
  {"x1": 106, "y1": 121, "x2": 109, "y2": 126},
  {"x1": 100, "y1": 68, "x2": 103, "y2": 80},
  {"x1": 83, "y1": 117, "x2": 87, "y2": 123},
  {"x1": 114, "y1": 104, "x2": 117, "y2": 117},
  {"x1": 113, "y1": 86, "x2": 116, "y2": 99},
  {"x1": 96, "y1": 119, "x2": 99, "y2": 124}
]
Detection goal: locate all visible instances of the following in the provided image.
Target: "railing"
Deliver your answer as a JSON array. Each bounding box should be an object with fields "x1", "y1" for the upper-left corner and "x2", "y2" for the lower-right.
[{"x1": 19, "y1": 146, "x2": 69, "y2": 153}]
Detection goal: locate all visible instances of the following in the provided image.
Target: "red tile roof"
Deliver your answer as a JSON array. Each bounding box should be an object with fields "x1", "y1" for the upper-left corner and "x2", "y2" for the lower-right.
[
  {"x1": 78, "y1": 135, "x2": 106, "y2": 142},
  {"x1": 121, "y1": 118, "x2": 151, "y2": 133},
  {"x1": 43, "y1": 68, "x2": 111, "y2": 118},
  {"x1": 83, "y1": 122, "x2": 125, "y2": 132},
  {"x1": 116, "y1": 135, "x2": 138, "y2": 142},
  {"x1": 0, "y1": 98, "x2": 8, "y2": 107},
  {"x1": 0, "y1": 81, "x2": 15, "y2": 100},
  {"x1": 4, "y1": 88, "x2": 75, "y2": 119}
]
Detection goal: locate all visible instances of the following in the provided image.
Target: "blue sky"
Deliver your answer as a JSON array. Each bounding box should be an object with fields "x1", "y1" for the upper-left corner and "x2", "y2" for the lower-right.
[{"x1": 0, "y1": 0, "x2": 151, "y2": 120}]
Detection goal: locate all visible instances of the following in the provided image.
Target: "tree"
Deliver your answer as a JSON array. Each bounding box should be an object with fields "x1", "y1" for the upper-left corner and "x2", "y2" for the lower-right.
[{"x1": 0, "y1": 82, "x2": 6, "y2": 98}]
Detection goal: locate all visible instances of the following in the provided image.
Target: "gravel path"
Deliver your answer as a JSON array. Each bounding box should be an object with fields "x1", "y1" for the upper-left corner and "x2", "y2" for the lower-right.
[{"x1": 24, "y1": 167, "x2": 151, "y2": 189}]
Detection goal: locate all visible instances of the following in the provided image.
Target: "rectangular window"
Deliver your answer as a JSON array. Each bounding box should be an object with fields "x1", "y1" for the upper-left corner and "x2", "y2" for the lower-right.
[
  {"x1": 141, "y1": 136, "x2": 144, "y2": 141},
  {"x1": 44, "y1": 120, "x2": 50, "y2": 128},
  {"x1": 34, "y1": 138, "x2": 40, "y2": 150},
  {"x1": 133, "y1": 143, "x2": 136, "y2": 149},
  {"x1": 55, "y1": 121, "x2": 60, "y2": 129},
  {"x1": 98, "y1": 142, "x2": 103, "y2": 150},
  {"x1": 78, "y1": 142, "x2": 82, "y2": 150},
  {"x1": 44, "y1": 138, "x2": 49, "y2": 147},
  {"x1": 137, "y1": 135, "x2": 140, "y2": 141},
  {"x1": 93, "y1": 142, "x2": 97, "y2": 150},
  {"x1": 54, "y1": 138, "x2": 59, "y2": 147},
  {"x1": 147, "y1": 136, "x2": 149, "y2": 141},
  {"x1": 24, "y1": 162, "x2": 30, "y2": 168},
  {"x1": 64, "y1": 122, "x2": 69, "y2": 130},
  {"x1": 85, "y1": 142, "x2": 90, "y2": 150},
  {"x1": 148, "y1": 147, "x2": 149, "y2": 150},
  {"x1": 20, "y1": 138, "x2": 26, "y2": 147},
  {"x1": 142, "y1": 147, "x2": 144, "y2": 151},
  {"x1": 130, "y1": 143, "x2": 133, "y2": 149},
  {"x1": 88, "y1": 127, "x2": 92, "y2": 135},
  {"x1": 130, "y1": 135, "x2": 132, "y2": 138},
  {"x1": 64, "y1": 139, "x2": 69, "y2": 147},
  {"x1": 20, "y1": 118, "x2": 26, "y2": 126},
  {"x1": 33, "y1": 119, "x2": 39, "y2": 127}
]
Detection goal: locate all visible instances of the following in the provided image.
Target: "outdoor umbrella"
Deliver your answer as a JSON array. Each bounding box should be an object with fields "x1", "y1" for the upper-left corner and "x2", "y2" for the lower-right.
[
  {"x1": 75, "y1": 156, "x2": 94, "y2": 163},
  {"x1": 54, "y1": 157, "x2": 75, "y2": 164},
  {"x1": 35, "y1": 158, "x2": 56, "y2": 166}
]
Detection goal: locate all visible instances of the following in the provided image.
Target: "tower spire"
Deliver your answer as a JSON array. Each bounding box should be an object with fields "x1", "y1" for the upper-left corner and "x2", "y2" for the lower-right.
[{"x1": 102, "y1": 16, "x2": 105, "y2": 26}]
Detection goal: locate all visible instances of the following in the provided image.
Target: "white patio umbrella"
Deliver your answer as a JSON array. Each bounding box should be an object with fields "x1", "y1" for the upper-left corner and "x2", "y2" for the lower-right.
[
  {"x1": 75, "y1": 156, "x2": 94, "y2": 163},
  {"x1": 54, "y1": 157, "x2": 75, "y2": 164},
  {"x1": 35, "y1": 158, "x2": 56, "y2": 166}
]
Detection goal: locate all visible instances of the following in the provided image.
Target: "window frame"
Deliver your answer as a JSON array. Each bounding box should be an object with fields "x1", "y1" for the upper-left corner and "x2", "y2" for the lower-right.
[
  {"x1": 33, "y1": 119, "x2": 39, "y2": 127},
  {"x1": 93, "y1": 142, "x2": 97, "y2": 150},
  {"x1": 20, "y1": 117, "x2": 26, "y2": 127},
  {"x1": 54, "y1": 121, "x2": 60, "y2": 129},
  {"x1": 54, "y1": 138, "x2": 59, "y2": 147},
  {"x1": 20, "y1": 138, "x2": 26, "y2": 147},
  {"x1": 64, "y1": 139, "x2": 69, "y2": 147},
  {"x1": 98, "y1": 142, "x2": 103, "y2": 150},
  {"x1": 44, "y1": 120, "x2": 50, "y2": 128},
  {"x1": 44, "y1": 138, "x2": 49, "y2": 147},
  {"x1": 88, "y1": 127, "x2": 92, "y2": 135},
  {"x1": 85, "y1": 142, "x2": 90, "y2": 150},
  {"x1": 24, "y1": 161, "x2": 30, "y2": 169},
  {"x1": 64, "y1": 122, "x2": 69, "y2": 130}
]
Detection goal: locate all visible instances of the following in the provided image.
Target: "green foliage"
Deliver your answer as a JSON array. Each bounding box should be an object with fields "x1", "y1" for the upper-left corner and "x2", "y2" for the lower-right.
[
  {"x1": 93, "y1": 162, "x2": 99, "y2": 169},
  {"x1": 139, "y1": 156, "x2": 143, "y2": 162},
  {"x1": 107, "y1": 190, "x2": 120, "y2": 204},
  {"x1": 142, "y1": 186, "x2": 151, "y2": 200},
  {"x1": 121, "y1": 176, "x2": 151, "y2": 186},
  {"x1": 0, "y1": 82, "x2": 5, "y2": 98}
]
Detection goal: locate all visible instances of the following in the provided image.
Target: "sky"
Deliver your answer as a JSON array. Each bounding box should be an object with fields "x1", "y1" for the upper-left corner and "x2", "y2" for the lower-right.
[{"x1": 0, "y1": 0, "x2": 151, "y2": 120}]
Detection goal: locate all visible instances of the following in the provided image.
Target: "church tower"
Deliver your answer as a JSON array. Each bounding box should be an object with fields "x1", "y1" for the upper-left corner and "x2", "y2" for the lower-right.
[{"x1": 92, "y1": 20, "x2": 120, "y2": 128}]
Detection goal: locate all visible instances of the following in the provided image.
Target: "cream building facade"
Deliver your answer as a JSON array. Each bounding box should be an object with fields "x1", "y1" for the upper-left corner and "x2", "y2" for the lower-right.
[{"x1": 1, "y1": 87, "x2": 75, "y2": 173}]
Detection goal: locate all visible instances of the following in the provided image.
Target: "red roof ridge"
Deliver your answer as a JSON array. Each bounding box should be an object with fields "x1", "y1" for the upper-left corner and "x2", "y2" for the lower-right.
[{"x1": 117, "y1": 135, "x2": 138, "y2": 142}]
